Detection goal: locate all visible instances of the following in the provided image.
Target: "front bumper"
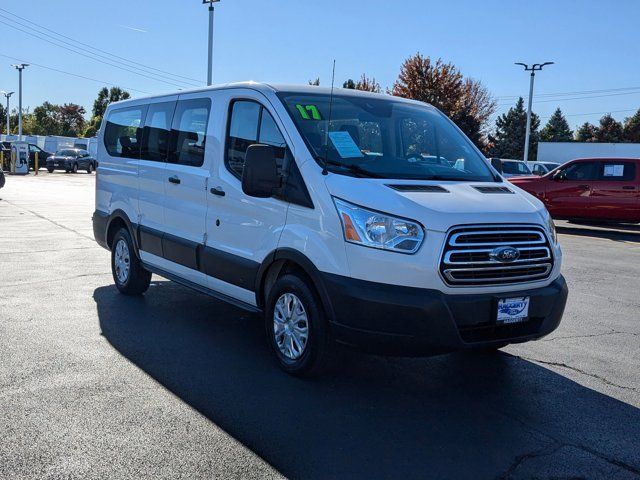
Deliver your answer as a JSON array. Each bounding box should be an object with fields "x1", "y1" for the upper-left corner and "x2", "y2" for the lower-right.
[
  {"x1": 323, "y1": 273, "x2": 568, "y2": 356},
  {"x1": 46, "y1": 161, "x2": 72, "y2": 171}
]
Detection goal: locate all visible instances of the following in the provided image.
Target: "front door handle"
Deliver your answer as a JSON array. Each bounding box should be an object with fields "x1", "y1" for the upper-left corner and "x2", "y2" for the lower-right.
[
  {"x1": 622, "y1": 185, "x2": 636, "y2": 190},
  {"x1": 210, "y1": 187, "x2": 226, "y2": 197},
  {"x1": 168, "y1": 176, "x2": 181, "y2": 184}
]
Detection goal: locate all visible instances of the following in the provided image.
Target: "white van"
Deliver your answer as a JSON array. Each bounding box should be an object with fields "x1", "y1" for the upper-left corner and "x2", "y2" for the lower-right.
[{"x1": 93, "y1": 82, "x2": 568, "y2": 376}]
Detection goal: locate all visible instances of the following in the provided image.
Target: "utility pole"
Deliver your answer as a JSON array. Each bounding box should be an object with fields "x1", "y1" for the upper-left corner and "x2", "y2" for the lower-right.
[
  {"x1": 12, "y1": 64, "x2": 28, "y2": 141},
  {"x1": 515, "y1": 62, "x2": 553, "y2": 162},
  {"x1": 1, "y1": 91, "x2": 13, "y2": 135},
  {"x1": 203, "y1": 0, "x2": 220, "y2": 86}
]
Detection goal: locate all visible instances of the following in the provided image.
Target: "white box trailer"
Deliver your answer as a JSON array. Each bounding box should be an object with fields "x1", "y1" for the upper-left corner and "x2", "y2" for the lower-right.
[
  {"x1": 538, "y1": 142, "x2": 640, "y2": 164},
  {"x1": 87, "y1": 137, "x2": 98, "y2": 157}
]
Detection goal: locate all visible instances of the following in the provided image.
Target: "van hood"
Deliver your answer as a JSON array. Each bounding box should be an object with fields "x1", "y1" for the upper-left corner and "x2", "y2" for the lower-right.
[{"x1": 324, "y1": 175, "x2": 546, "y2": 232}]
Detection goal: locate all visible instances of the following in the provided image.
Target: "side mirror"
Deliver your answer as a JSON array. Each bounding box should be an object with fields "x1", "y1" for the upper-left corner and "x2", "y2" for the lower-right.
[
  {"x1": 552, "y1": 170, "x2": 565, "y2": 181},
  {"x1": 242, "y1": 144, "x2": 280, "y2": 198},
  {"x1": 490, "y1": 158, "x2": 503, "y2": 173}
]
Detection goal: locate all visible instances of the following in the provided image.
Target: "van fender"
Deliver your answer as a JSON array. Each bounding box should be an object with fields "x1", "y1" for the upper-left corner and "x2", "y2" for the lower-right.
[
  {"x1": 255, "y1": 248, "x2": 336, "y2": 323},
  {"x1": 104, "y1": 209, "x2": 141, "y2": 257}
]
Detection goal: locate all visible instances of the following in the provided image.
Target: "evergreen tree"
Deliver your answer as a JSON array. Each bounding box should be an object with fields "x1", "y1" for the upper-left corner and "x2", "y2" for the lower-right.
[
  {"x1": 575, "y1": 122, "x2": 598, "y2": 142},
  {"x1": 595, "y1": 114, "x2": 623, "y2": 142},
  {"x1": 343, "y1": 79, "x2": 356, "y2": 89},
  {"x1": 540, "y1": 108, "x2": 573, "y2": 142},
  {"x1": 488, "y1": 97, "x2": 540, "y2": 160},
  {"x1": 308, "y1": 78, "x2": 320, "y2": 86},
  {"x1": 0, "y1": 104, "x2": 6, "y2": 134},
  {"x1": 622, "y1": 109, "x2": 640, "y2": 143},
  {"x1": 92, "y1": 87, "x2": 130, "y2": 119}
]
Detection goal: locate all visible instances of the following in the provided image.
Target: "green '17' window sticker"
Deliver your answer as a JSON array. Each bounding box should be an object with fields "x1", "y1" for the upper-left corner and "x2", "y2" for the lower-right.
[{"x1": 295, "y1": 104, "x2": 322, "y2": 120}]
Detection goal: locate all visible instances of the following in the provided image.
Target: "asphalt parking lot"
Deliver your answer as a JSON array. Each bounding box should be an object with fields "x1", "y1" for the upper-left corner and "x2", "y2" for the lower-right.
[{"x1": 1, "y1": 173, "x2": 639, "y2": 480}]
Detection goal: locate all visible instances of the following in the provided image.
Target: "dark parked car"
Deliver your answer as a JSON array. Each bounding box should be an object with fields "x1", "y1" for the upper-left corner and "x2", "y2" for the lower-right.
[
  {"x1": 46, "y1": 149, "x2": 97, "y2": 174},
  {"x1": 28, "y1": 144, "x2": 53, "y2": 171},
  {"x1": 1, "y1": 141, "x2": 12, "y2": 171}
]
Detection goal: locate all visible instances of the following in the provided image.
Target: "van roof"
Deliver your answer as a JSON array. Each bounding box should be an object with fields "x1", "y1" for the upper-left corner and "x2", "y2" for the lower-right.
[{"x1": 107, "y1": 81, "x2": 427, "y2": 108}]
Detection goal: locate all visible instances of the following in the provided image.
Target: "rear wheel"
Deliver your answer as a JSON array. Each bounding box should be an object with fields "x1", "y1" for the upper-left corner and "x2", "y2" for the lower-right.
[
  {"x1": 265, "y1": 273, "x2": 339, "y2": 376},
  {"x1": 47, "y1": 168, "x2": 54, "y2": 173},
  {"x1": 111, "y1": 227, "x2": 151, "y2": 295}
]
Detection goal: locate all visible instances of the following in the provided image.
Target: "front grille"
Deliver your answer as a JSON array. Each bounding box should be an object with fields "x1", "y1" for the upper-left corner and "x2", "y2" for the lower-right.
[{"x1": 440, "y1": 225, "x2": 553, "y2": 286}]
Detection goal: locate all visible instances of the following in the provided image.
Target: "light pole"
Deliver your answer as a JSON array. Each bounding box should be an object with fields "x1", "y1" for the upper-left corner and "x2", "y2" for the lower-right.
[
  {"x1": 12, "y1": 64, "x2": 29, "y2": 141},
  {"x1": 203, "y1": 0, "x2": 220, "y2": 86},
  {"x1": 515, "y1": 62, "x2": 553, "y2": 163},
  {"x1": 1, "y1": 91, "x2": 13, "y2": 135}
]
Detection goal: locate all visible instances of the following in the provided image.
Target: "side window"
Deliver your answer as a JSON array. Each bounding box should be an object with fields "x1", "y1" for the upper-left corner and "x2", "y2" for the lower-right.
[
  {"x1": 563, "y1": 162, "x2": 599, "y2": 181},
  {"x1": 225, "y1": 100, "x2": 287, "y2": 178},
  {"x1": 600, "y1": 162, "x2": 636, "y2": 181},
  {"x1": 168, "y1": 98, "x2": 211, "y2": 167},
  {"x1": 104, "y1": 106, "x2": 146, "y2": 158},
  {"x1": 226, "y1": 101, "x2": 260, "y2": 177},
  {"x1": 142, "y1": 101, "x2": 176, "y2": 162}
]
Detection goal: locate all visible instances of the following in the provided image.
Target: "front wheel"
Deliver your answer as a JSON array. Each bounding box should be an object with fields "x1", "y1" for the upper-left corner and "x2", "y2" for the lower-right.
[
  {"x1": 111, "y1": 227, "x2": 151, "y2": 295},
  {"x1": 87, "y1": 163, "x2": 93, "y2": 174},
  {"x1": 72, "y1": 163, "x2": 78, "y2": 173},
  {"x1": 47, "y1": 168, "x2": 54, "y2": 173},
  {"x1": 265, "y1": 273, "x2": 339, "y2": 376}
]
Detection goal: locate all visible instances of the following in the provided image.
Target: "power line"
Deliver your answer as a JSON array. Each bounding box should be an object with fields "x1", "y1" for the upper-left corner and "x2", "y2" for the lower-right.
[
  {"x1": 0, "y1": 18, "x2": 193, "y2": 89},
  {"x1": 0, "y1": 53, "x2": 151, "y2": 94},
  {"x1": 0, "y1": 7, "x2": 204, "y2": 86},
  {"x1": 497, "y1": 89, "x2": 640, "y2": 107},
  {"x1": 496, "y1": 86, "x2": 640, "y2": 100}
]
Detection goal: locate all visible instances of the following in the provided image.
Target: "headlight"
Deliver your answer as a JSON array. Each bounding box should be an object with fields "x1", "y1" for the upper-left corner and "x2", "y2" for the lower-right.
[
  {"x1": 333, "y1": 198, "x2": 425, "y2": 254},
  {"x1": 543, "y1": 209, "x2": 557, "y2": 244}
]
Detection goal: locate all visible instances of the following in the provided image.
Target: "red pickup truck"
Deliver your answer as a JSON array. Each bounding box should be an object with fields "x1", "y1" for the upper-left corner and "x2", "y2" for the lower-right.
[{"x1": 509, "y1": 158, "x2": 640, "y2": 223}]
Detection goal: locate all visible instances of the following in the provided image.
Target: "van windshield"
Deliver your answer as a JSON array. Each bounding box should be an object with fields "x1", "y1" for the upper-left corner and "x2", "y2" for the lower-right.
[{"x1": 278, "y1": 92, "x2": 495, "y2": 182}]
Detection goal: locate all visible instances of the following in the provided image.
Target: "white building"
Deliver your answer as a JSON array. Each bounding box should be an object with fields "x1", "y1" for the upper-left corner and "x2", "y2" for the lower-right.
[{"x1": 538, "y1": 142, "x2": 640, "y2": 164}]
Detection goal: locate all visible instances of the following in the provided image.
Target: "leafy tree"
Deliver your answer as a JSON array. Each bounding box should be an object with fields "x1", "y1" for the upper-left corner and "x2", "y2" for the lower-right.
[
  {"x1": 487, "y1": 97, "x2": 540, "y2": 160},
  {"x1": 31, "y1": 102, "x2": 62, "y2": 136},
  {"x1": 540, "y1": 108, "x2": 573, "y2": 142},
  {"x1": 575, "y1": 122, "x2": 598, "y2": 142},
  {"x1": 0, "y1": 104, "x2": 6, "y2": 134},
  {"x1": 59, "y1": 103, "x2": 86, "y2": 137},
  {"x1": 622, "y1": 109, "x2": 640, "y2": 143},
  {"x1": 343, "y1": 74, "x2": 381, "y2": 93},
  {"x1": 92, "y1": 87, "x2": 130, "y2": 119},
  {"x1": 308, "y1": 78, "x2": 320, "y2": 86},
  {"x1": 595, "y1": 114, "x2": 623, "y2": 142},
  {"x1": 391, "y1": 53, "x2": 496, "y2": 149}
]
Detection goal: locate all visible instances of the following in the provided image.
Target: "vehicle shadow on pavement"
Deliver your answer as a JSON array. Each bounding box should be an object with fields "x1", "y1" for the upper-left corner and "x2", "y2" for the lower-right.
[
  {"x1": 557, "y1": 222, "x2": 640, "y2": 243},
  {"x1": 94, "y1": 282, "x2": 640, "y2": 479}
]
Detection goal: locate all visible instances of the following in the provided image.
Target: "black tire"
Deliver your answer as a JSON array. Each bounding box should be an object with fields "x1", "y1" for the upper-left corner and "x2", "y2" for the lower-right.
[
  {"x1": 47, "y1": 168, "x2": 54, "y2": 173},
  {"x1": 72, "y1": 163, "x2": 78, "y2": 173},
  {"x1": 265, "y1": 273, "x2": 339, "y2": 377},
  {"x1": 111, "y1": 227, "x2": 151, "y2": 295},
  {"x1": 87, "y1": 163, "x2": 93, "y2": 174}
]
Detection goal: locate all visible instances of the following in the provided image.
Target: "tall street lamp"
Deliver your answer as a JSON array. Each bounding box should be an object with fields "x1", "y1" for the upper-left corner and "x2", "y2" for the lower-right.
[
  {"x1": 1, "y1": 91, "x2": 13, "y2": 135},
  {"x1": 515, "y1": 62, "x2": 553, "y2": 163},
  {"x1": 12, "y1": 63, "x2": 29, "y2": 141},
  {"x1": 203, "y1": 0, "x2": 220, "y2": 86}
]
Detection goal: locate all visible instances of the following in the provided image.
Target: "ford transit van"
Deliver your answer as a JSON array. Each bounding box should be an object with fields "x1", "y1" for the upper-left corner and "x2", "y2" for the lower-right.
[{"x1": 93, "y1": 82, "x2": 568, "y2": 376}]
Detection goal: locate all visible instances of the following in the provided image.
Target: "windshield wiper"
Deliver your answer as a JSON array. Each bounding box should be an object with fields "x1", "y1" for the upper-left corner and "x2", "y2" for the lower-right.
[{"x1": 321, "y1": 158, "x2": 383, "y2": 178}]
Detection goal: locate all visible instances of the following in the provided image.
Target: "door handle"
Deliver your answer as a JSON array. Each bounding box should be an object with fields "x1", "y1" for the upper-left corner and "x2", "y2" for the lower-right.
[
  {"x1": 622, "y1": 186, "x2": 636, "y2": 190},
  {"x1": 168, "y1": 176, "x2": 181, "y2": 184},
  {"x1": 210, "y1": 187, "x2": 226, "y2": 197}
]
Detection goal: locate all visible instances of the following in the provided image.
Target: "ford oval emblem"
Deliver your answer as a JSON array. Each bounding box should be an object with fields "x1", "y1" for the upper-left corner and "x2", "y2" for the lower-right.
[{"x1": 491, "y1": 246, "x2": 520, "y2": 263}]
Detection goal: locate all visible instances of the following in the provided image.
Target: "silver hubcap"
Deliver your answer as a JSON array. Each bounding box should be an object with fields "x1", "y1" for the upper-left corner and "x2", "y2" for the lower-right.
[
  {"x1": 273, "y1": 293, "x2": 309, "y2": 360},
  {"x1": 114, "y1": 239, "x2": 130, "y2": 284}
]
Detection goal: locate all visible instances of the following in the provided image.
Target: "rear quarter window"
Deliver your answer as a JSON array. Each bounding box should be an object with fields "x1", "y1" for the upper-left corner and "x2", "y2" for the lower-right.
[{"x1": 104, "y1": 106, "x2": 146, "y2": 159}]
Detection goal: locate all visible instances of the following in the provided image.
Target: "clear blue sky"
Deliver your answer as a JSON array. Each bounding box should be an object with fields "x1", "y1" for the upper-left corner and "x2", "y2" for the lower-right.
[{"x1": 1, "y1": 0, "x2": 639, "y2": 130}]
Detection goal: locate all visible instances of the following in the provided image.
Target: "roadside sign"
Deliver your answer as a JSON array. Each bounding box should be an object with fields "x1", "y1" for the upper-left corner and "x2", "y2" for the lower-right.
[{"x1": 11, "y1": 141, "x2": 29, "y2": 175}]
